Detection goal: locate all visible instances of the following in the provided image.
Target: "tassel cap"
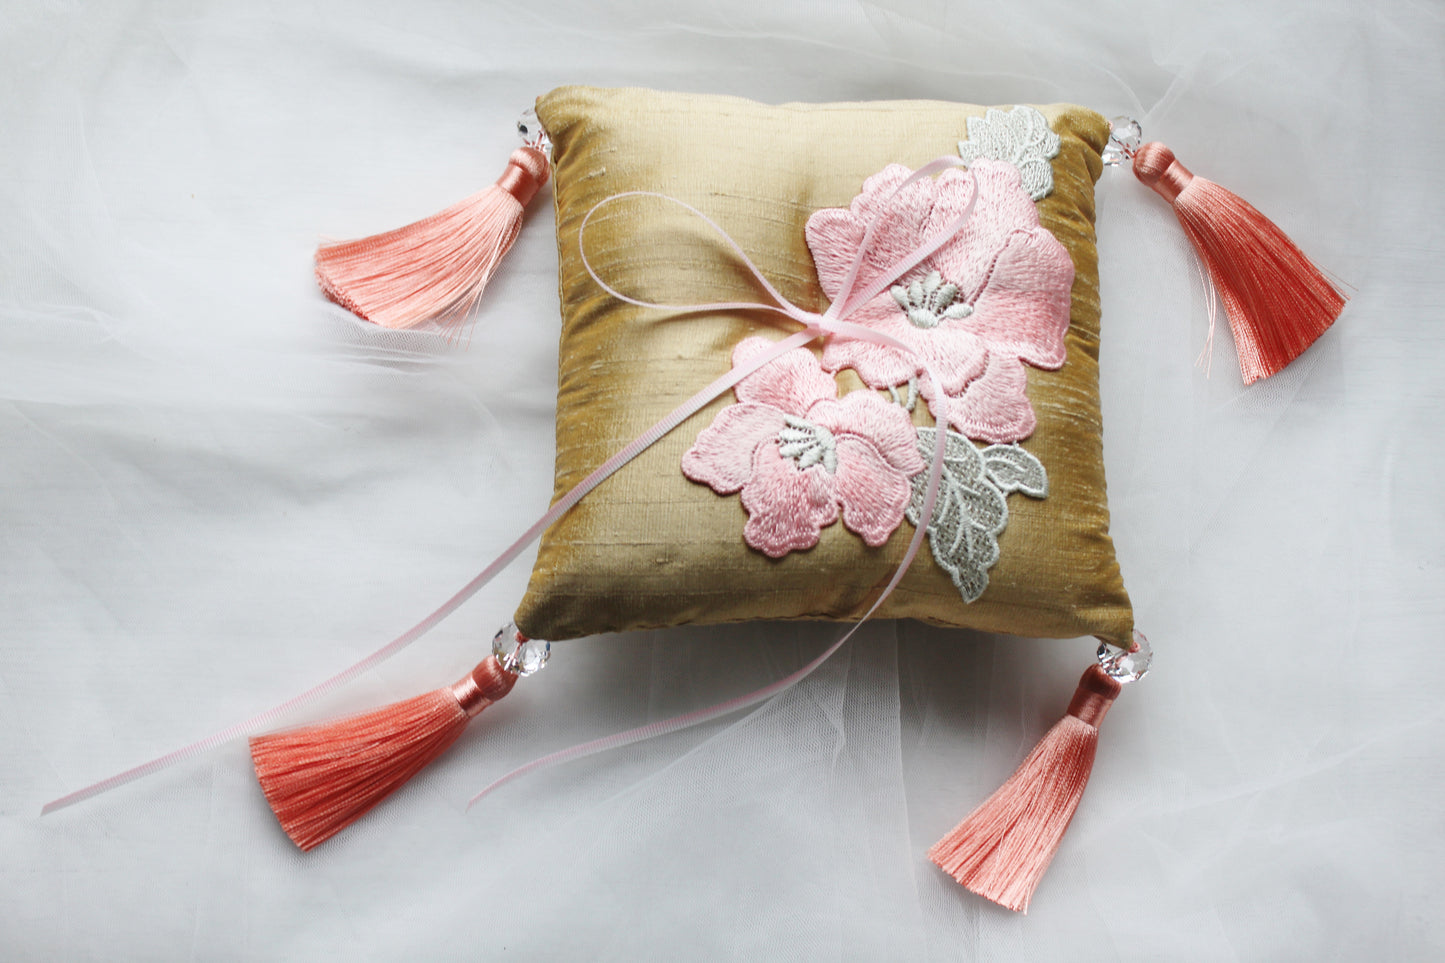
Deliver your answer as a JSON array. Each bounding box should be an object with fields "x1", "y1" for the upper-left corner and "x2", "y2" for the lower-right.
[
  {"x1": 496, "y1": 146, "x2": 550, "y2": 207},
  {"x1": 449, "y1": 655, "x2": 518, "y2": 717},
  {"x1": 1066, "y1": 664, "x2": 1121, "y2": 727},
  {"x1": 1131, "y1": 142, "x2": 1192, "y2": 202}
]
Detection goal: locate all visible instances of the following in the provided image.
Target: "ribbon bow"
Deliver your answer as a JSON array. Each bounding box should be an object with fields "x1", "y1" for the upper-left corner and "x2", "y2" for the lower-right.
[{"x1": 44, "y1": 157, "x2": 981, "y2": 814}]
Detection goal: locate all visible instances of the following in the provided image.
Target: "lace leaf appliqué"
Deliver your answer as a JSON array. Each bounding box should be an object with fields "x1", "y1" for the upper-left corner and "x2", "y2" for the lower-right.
[
  {"x1": 905, "y1": 427, "x2": 1048, "y2": 603},
  {"x1": 980, "y1": 443, "x2": 1047, "y2": 497},
  {"x1": 957, "y1": 105, "x2": 1062, "y2": 201}
]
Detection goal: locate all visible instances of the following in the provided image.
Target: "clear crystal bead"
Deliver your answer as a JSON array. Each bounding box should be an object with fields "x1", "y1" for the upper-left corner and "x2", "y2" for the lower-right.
[
  {"x1": 492, "y1": 622, "x2": 551, "y2": 676},
  {"x1": 1096, "y1": 629, "x2": 1152, "y2": 683},
  {"x1": 1101, "y1": 116, "x2": 1143, "y2": 167},
  {"x1": 516, "y1": 107, "x2": 551, "y2": 155}
]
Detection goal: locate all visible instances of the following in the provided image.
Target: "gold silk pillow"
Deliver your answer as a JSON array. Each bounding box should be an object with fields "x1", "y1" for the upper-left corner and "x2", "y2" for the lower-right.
[{"x1": 514, "y1": 86, "x2": 1132, "y2": 646}]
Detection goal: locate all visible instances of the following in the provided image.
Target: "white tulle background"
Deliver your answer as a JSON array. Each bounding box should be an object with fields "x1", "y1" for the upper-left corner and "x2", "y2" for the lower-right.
[{"x1": 4, "y1": 1, "x2": 1441, "y2": 959}]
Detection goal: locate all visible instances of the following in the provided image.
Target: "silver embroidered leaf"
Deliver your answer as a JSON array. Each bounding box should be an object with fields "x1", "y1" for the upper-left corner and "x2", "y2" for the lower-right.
[
  {"x1": 981, "y1": 444, "x2": 1047, "y2": 497},
  {"x1": 906, "y1": 428, "x2": 1048, "y2": 604},
  {"x1": 957, "y1": 105, "x2": 1062, "y2": 201},
  {"x1": 906, "y1": 428, "x2": 1006, "y2": 603}
]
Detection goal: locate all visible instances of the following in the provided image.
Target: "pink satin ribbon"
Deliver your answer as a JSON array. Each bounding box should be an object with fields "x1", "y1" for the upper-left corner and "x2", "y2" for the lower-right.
[
  {"x1": 43, "y1": 157, "x2": 977, "y2": 817},
  {"x1": 468, "y1": 160, "x2": 979, "y2": 803}
]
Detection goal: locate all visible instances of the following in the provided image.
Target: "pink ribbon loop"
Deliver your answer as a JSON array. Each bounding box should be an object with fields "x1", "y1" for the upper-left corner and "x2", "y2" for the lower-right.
[
  {"x1": 471, "y1": 160, "x2": 980, "y2": 803},
  {"x1": 44, "y1": 158, "x2": 979, "y2": 817}
]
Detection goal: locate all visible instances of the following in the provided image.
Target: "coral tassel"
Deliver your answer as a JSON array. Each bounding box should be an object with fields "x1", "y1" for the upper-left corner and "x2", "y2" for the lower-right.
[
  {"x1": 250, "y1": 656, "x2": 517, "y2": 850},
  {"x1": 1132, "y1": 142, "x2": 1346, "y2": 384},
  {"x1": 314, "y1": 146, "x2": 550, "y2": 331},
  {"x1": 929, "y1": 665, "x2": 1121, "y2": 913}
]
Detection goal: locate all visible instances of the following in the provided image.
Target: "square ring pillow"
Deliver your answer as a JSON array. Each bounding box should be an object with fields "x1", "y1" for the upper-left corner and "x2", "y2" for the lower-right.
[{"x1": 514, "y1": 86, "x2": 1131, "y2": 647}]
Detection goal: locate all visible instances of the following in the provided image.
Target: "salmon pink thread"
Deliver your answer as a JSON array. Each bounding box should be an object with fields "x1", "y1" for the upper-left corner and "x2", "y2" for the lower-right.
[{"x1": 1131, "y1": 141, "x2": 1346, "y2": 384}]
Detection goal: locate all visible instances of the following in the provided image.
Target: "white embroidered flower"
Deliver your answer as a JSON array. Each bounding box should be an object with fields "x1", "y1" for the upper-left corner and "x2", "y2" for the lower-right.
[{"x1": 957, "y1": 105, "x2": 1062, "y2": 201}]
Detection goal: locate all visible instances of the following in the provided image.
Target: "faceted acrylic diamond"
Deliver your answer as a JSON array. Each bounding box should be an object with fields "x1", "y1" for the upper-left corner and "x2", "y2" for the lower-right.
[
  {"x1": 1096, "y1": 628, "x2": 1152, "y2": 683},
  {"x1": 492, "y1": 621, "x2": 551, "y2": 676},
  {"x1": 1102, "y1": 116, "x2": 1143, "y2": 167},
  {"x1": 516, "y1": 107, "x2": 551, "y2": 155}
]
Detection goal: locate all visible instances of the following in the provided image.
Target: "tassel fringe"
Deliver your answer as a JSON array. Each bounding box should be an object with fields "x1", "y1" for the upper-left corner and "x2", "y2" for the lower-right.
[
  {"x1": 929, "y1": 665, "x2": 1121, "y2": 913},
  {"x1": 314, "y1": 146, "x2": 550, "y2": 332},
  {"x1": 1132, "y1": 142, "x2": 1346, "y2": 384},
  {"x1": 250, "y1": 656, "x2": 517, "y2": 850}
]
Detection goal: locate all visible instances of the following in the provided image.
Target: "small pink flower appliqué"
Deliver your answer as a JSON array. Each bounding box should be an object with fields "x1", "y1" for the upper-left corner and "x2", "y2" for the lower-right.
[
  {"x1": 682, "y1": 337, "x2": 926, "y2": 557},
  {"x1": 805, "y1": 158, "x2": 1074, "y2": 444}
]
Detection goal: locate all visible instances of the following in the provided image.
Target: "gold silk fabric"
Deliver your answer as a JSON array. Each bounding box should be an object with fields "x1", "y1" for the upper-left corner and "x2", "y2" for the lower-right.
[{"x1": 515, "y1": 86, "x2": 1132, "y2": 645}]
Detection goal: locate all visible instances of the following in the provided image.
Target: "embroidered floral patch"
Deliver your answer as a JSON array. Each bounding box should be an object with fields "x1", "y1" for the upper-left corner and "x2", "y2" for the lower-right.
[
  {"x1": 805, "y1": 159, "x2": 1073, "y2": 444},
  {"x1": 685, "y1": 156, "x2": 1068, "y2": 602},
  {"x1": 957, "y1": 105, "x2": 1062, "y2": 201},
  {"x1": 905, "y1": 428, "x2": 1048, "y2": 602},
  {"x1": 682, "y1": 337, "x2": 925, "y2": 558}
]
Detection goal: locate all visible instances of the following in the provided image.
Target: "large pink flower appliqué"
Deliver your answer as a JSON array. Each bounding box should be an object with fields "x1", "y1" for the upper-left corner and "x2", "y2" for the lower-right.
[
  {"x1": 682, "y1": 337, "x2": 926, "y2": 557},
  {"x1": 806, "y1": 158, "x2": 1074, "y2": 443}
]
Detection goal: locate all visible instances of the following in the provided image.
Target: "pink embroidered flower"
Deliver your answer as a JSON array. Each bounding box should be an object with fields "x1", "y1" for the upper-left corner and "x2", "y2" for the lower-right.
[
  {"x1": 805, "y1": 158, "x2": 1074, "y2": 443},
  {"x1": 682, "y1": 337, "x2": 926, "y2": 557}
]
